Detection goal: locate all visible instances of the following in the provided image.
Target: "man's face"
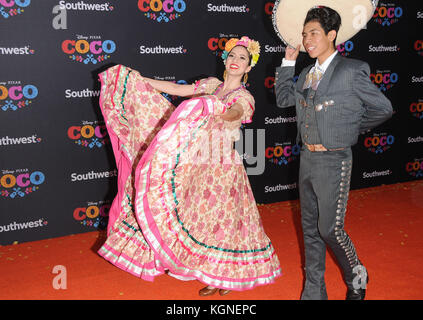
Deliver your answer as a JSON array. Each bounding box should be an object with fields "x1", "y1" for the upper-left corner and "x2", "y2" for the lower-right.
[{"x1": 302, "y1": 20, "x2": 336, "y2": 60}]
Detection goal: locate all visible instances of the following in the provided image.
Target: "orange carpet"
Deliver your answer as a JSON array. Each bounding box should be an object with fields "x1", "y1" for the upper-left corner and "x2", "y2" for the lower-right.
[{"x1": 1, "y1": 180, "x2": 422, "y2": 300}]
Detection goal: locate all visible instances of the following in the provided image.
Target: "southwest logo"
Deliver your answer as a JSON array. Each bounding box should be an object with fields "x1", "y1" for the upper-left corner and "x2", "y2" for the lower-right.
[
  {"x1": 0, "y1": 134, "x2": 42, "y2": 146},
  {"x1": 58, "y1": 1, "x2": 114, "y2": 11},
  {"x1": 139, "y1": 44, "x2": 187, "y2": 55},
  {"x1": 207, "y1": 3, "x2": 249, "y2": 13},
  {"x1": 0, "y1": 45, "x2": 35, "y2": 55}
]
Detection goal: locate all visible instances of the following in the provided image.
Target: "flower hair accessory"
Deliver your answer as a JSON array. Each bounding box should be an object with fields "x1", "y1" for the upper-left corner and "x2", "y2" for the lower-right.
[{"x1": 221, "y1": 36, "x2": 261, "y2": 67}]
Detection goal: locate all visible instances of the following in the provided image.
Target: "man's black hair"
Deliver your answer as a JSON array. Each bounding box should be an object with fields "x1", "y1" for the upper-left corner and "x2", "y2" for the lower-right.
[{"x1": 304, "y1": 6, "x2": 342, "y2": 46}]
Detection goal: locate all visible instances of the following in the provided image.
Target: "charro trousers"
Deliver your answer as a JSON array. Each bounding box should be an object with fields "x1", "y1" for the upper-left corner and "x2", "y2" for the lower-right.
[{"x1": 299, "y1": 147, "x2": 365, "y2": 300}]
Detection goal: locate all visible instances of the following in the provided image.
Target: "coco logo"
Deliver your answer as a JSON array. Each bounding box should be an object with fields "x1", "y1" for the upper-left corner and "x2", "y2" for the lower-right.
[
  {"x1": 264, "y1": 75, "x2": 298, "y2": 92},
  {"x1": 337, "y1": 40, "x2": 354, "y2": 57},
  {"x1": 61, "y1": 36, "x2": 116, "y2": 64},
  {"x1": 265, "y1": 143, "x2": 300, "y2": 166},
  {"x1": 370, "y1": 71, "x2": 398, "y2": 91},
  {"x1": 264, "y1": 76, "x2": 275, "y2": 90},
  {"x1": 363, "y1": 133, "x2": 395, "y2": 154},
  {"x1": 414, "y1": 40, "x2": 423, "y2": 56},
  {"x1": 67, "y1": 121, "x2": 109, "y2": 149},
  {"x1": 0, "y1": 169, "x2": 45, "y2": 199},
  {"x1": 409, "y1": 100, "x2": 423, "y2": 120},
  {"x1": 73, "y1": 201, "x2": 110, "y2": 229},
  {"x1": 0, "y1": 0, "x2": 30, "y2": 19},
  {"x1": 264, "y1": 1, "x2": 274, "y2": 17},
  {"x1": 372, "y1": 4, "x2": 403, "y2": 27},
  {"x1": 138, "y1": 0, "x2": 186, "y2": 22},
  {"x1": 207, "y1": 35, "x2": 237, "y2": 58},
  {"x1": 0, "y1": 82, "x2": 38, "y2": 111},
  {"x1": 405, "y1": 160, "x2": 423, "y2": 178}
]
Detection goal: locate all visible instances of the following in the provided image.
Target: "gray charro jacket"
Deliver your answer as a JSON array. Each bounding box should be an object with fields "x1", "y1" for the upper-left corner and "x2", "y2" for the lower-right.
[{"x1": 275, "y1": 54, "x2": 393, "y2": 149}]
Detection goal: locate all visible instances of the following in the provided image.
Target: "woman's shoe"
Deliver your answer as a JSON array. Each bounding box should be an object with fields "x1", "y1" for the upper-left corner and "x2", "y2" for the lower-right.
[
  {"x1": 199, "y1": 286, "x2": 219, "y2": 296},
  {"x1": 219, "y1": 289, "x2": 231, "y2": 296}
]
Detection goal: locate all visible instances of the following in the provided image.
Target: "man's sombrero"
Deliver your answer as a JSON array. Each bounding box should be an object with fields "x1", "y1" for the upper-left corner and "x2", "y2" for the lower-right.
[{"x1": 272, "y1": 0, "x2": 378, "y2": 52}]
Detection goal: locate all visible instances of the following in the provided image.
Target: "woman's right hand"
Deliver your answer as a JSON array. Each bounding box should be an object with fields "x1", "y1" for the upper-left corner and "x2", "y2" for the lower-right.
[{"x1": 285, "y1": 44, "x2": 301, "y2": 61}]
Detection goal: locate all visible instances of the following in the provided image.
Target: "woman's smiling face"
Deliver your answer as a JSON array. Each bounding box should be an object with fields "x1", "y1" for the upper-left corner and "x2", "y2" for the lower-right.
[{"x1": 225, "y1": 45, "x2": 252, "y2": 77}]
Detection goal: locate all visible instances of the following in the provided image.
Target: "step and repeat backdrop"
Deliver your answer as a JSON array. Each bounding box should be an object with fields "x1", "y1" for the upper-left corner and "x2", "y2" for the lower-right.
[{"x1": 0, "y1": 0, "x2": 422, "y2": 245}]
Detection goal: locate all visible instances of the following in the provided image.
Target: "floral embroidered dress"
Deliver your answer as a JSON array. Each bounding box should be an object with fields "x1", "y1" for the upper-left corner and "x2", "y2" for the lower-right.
[{"x1": 97, "y1": 64, "x2": 281, "y2": 290}]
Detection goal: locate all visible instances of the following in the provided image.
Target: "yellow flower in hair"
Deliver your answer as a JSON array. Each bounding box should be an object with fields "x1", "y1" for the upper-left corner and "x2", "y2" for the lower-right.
[
  {"x1": 251, "y1": 54, "x2": 259, "y2": 67},
  {"x1": 248, "y1": 41, "x2": 260, "y2": 56}
]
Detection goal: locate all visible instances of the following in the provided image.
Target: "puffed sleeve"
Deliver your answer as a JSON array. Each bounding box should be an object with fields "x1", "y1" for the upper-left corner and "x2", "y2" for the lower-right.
[{"x1": 231, "y1": 90, "x2": 255, "y2": 124}]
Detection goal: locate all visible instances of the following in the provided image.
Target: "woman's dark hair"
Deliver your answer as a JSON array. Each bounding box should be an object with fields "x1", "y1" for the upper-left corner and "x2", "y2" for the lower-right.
[{"x1": 304, "y1": 6, "x2": 342, "y2": 46}]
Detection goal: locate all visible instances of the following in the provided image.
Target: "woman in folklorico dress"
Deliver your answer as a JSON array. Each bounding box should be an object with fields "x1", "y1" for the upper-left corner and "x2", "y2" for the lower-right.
[{"x1": 97, "y1": 36, "x2": 282, "y2": 296}]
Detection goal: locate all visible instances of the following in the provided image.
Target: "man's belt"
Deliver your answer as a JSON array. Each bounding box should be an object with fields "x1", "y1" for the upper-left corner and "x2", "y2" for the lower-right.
[{"x1": 305, "y1": 143, "x2": 345, "y2": 152}]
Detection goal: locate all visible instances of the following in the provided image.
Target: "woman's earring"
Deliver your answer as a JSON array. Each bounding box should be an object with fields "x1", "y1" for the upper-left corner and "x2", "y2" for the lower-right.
[
  {"x1": 243, "y1": 73, "x2": 248, "y2": 84},
  {"x1": 223, "y1": 70, "x2": 227, "y2": 81}
]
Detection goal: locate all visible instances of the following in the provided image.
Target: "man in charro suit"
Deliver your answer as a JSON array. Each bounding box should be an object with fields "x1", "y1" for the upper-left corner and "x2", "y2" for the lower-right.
[{"x1": 272, "y1": 1, "x2": 392, "y2": 300}]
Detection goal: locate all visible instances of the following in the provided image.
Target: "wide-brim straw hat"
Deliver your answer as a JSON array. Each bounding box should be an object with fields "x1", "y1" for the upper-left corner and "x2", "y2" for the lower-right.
[{"x1": 272, "y1": 0, "x2": 378, "y2": 52}]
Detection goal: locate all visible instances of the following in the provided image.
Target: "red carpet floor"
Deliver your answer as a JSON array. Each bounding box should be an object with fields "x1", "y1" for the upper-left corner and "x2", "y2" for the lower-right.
[{"x1": 1, "y1": 180, "x2": 422, "y2": 300}]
